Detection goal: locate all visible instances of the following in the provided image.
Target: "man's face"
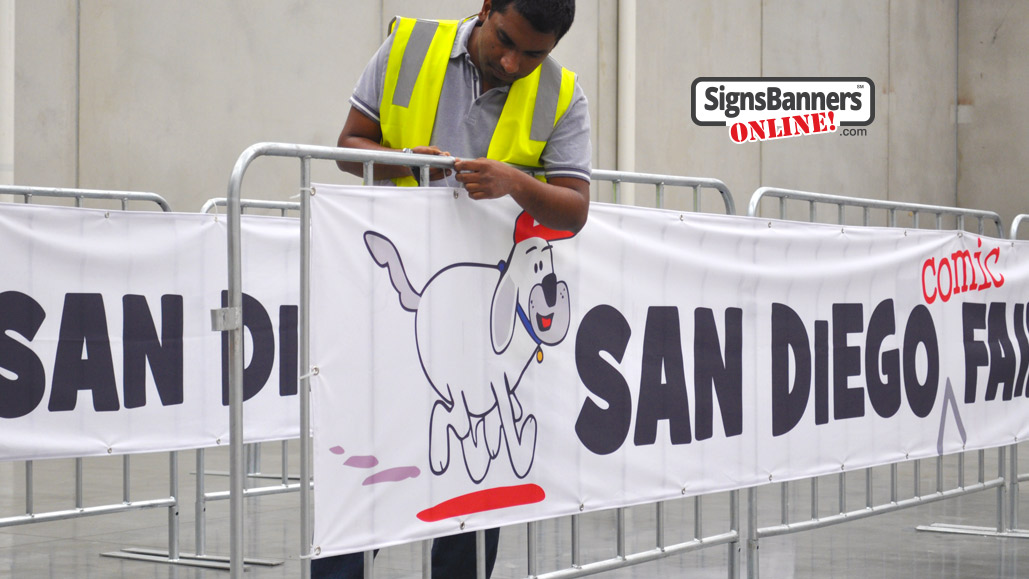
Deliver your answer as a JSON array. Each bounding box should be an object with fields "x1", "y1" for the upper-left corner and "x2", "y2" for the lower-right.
[{"x1": 472, "y1": 2, "x2": 558, "y2": 89}]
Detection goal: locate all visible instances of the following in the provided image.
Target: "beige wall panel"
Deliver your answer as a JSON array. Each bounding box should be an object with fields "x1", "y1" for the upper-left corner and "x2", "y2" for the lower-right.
[
  {"x1": 958, "y1": 0, "x2": 1029, "y2": 235},
  {"x1": 887, "y1": 0, "x2": 957, "y2": 210},
  {"x1": 13, "y1": 0, "x2": 78, "y2": 189},
  {"x1": 635, "y1": 0, "x2": 761, "y2": 213},
  {"x1": 77, "y1": 1, "x2": 380, "y2": 211},
  {"x1": 758, "y1": 0, "x2": 890, "y2": 224},
  {"x1": 592, "y1": 0, "x2": 618, "y2": 202}
]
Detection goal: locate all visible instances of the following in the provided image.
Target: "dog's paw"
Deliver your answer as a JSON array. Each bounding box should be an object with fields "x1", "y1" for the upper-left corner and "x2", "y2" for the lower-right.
[
  {"x1": 462, "y1": 424, "x2": 492, "y2": 483},
  {"x1": 484, "y1": 410, "x2": 502, "y2": 459},
  {"x1": 429, "y1": 406, "x2": 452, "y2": 475},
  {"x1": 509, "y1": 415, "x2": 537, "y2": 478}
]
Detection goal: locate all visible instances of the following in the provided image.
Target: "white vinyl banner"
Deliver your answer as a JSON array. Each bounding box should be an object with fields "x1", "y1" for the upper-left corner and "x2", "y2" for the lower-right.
[
  {"x1": 310, "y1": 184, "x2": 1029, "y2": 558},
  {"x1": 0, "y1": 203, "x2": 300, "y2": 461}
]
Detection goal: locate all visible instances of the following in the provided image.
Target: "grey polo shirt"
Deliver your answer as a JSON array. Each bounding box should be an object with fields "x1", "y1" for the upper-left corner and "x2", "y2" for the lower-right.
[{"x1": 349, "y1": 16, "x2": 592, "y2": 186}]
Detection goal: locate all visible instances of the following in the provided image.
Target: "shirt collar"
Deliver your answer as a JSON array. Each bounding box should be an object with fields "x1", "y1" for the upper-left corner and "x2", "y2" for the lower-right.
[{"x1": 451, "y1": 15, "x2": 480, "y2": 59}]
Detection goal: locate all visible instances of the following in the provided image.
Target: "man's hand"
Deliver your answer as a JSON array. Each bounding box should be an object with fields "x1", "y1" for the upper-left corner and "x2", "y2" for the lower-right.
[
  {"x1": 454, "y1": 157, "x2": 590, "y2": 233},
  {"x1": 453, "y1": 158, "x2": 524, "y2": 200},
  {"x1": 409, "y1": 146, "x2": 453, "y2": 182}
]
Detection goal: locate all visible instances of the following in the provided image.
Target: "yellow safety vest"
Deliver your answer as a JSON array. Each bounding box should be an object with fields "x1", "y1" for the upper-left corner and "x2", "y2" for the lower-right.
[{"x1": 380, "y1": 16, "x2": 577, "y2": 186}]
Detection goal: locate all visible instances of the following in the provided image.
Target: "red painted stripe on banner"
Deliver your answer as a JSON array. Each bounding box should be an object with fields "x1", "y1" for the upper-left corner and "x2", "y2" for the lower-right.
[{"x1": 416, "y1": 484, "x2": 546, "y2": 522}]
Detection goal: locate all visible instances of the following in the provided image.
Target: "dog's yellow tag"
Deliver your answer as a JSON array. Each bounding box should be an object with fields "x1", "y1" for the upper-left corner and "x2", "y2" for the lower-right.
[{"x1": 536, "y1": 349, "x2": 543, "y2": 363}]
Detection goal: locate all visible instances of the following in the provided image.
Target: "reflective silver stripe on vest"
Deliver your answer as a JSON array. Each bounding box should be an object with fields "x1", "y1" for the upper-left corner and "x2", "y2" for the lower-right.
[
  {"x1": 392, "y1": 19, "x2": 439, "y2": 108},
  {"x1": 530, "y1": 57, "x2": 563, "y2": 141}
]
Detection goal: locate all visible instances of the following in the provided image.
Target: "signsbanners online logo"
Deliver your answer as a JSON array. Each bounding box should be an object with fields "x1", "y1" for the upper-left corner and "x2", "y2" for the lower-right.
[{"x1": 692, "y1": 77, "x2": 875, "y2": 143}]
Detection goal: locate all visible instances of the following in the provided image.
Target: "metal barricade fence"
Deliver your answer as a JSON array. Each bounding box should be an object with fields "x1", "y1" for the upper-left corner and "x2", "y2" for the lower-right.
[
  {"x1": 220, "y1": 142, "x2": 740, "y2": 579},
  {"x1": 192, "y1": 197, "x2": 302, "y2": 568},
  {"x1": 0, "y1": 185, "x2": 197, "y2": 569},
  {"x1": 1006, "y1": 214, "x2": 1029, "y2": 546},
  {"x1": 744, "y1": 186, "x2": 1012, "y2": 579},
  {"x1": 590, "y1": 169, "x2": 736, "y2": 215}
]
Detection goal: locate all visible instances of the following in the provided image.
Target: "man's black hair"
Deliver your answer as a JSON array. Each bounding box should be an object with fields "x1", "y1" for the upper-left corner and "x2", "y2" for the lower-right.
[{"x1": 491, "y1": 0, "x2": 576, "y2": 41}]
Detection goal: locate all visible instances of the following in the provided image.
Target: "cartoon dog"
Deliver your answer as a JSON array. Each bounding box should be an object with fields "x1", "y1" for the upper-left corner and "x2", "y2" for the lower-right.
[{"x1": 364, "y1": 212, "x2": 574, "y2": 483}]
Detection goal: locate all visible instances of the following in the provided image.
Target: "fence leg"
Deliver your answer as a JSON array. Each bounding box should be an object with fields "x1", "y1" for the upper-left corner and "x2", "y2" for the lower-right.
[
  {"x1": 168, "y1": 451, "x2": 180, "y2": 562},
  {"x1": 746, "y1": 487, "x2": 758, "y2": 579},
  {"x1": 476, "y1": 529, "x2": 487, "y2": 579},
  {"x1": 728, "y1": 490, "x2": 740, "y2": 579},
  {"x1": 196, "y1": 449, "x2": 207, "y2": 557},
  {"x1": 916, "y1": 446, "x2": 1029, "y2": 539}
]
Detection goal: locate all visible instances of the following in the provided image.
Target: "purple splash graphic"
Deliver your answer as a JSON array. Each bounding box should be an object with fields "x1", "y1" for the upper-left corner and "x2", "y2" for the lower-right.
[
  {"x1": 344, "y1": 455, "x2": 379, "y2": 469},
  {"x1": 363, "y1": 467, "x2": 421, "y2": 485},
  {"x1": 329, "y1": 446, "x2": 345, "y2": 455}
]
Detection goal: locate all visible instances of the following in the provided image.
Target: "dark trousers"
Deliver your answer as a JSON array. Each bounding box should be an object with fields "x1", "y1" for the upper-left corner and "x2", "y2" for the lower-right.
[{"x1": 311, "y1": 528, "x2": 500, "y2": 579}]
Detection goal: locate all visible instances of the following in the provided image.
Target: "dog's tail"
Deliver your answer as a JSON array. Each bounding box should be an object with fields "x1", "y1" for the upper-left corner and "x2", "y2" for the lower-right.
[{"x1": 364, "y1": 231, "x2": 421, "y2": 312}]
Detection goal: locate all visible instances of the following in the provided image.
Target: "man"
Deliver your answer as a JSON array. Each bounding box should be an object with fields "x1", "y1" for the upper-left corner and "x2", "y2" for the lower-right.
[
  {"x1": 334, "y1": 0, "x2": 590, "y2": 233},
  {"x1": 314, "y1": 1, "x2": 589, "y2": 577}
]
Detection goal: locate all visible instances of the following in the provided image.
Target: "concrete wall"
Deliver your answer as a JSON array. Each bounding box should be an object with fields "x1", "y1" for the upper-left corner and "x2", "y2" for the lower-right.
[
  {"x1": 0, "y1": 0, "x2": 12, "y2": 187},
  {"x1": 958, "y1": 0, "x2": 1029, "y2": 237},
  {"x1": 6, "y1": 0, "x2": 1027, "y2": 231}
]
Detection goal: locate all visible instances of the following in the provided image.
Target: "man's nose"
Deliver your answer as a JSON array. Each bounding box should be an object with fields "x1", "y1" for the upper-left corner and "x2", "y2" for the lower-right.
[{"x1": 500, "y1": 50, "x2": 519, "y2": 74}]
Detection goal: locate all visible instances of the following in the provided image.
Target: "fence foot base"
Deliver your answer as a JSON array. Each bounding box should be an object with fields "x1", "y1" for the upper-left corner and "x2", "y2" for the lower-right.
[
  {"x1": 915, "y1": 523, "x2": 1029, "y2": 539},
  {"x1": 101, "y1": 547, "x2": 285, "y2": 570}
]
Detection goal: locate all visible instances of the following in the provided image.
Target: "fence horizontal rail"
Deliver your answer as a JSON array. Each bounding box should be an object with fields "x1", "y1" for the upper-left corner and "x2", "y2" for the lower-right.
[
  {"x1": 748, "y1": 186, "x2": 1004, "y2": 235},
  {"x1": 201, "y1": 197, "x2": 300, "y2": 215},
  {"x1": 0, "y1": 184, "x2": 171, "y2": 211},
  {"x1": 590, "y1": 169, "x2": 735, "y2": 214}
]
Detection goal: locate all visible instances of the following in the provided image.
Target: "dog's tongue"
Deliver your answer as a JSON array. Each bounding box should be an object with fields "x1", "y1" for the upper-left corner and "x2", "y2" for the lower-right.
[{"x1": 540, "y1": 315, "x2": 552, "y2": 330}]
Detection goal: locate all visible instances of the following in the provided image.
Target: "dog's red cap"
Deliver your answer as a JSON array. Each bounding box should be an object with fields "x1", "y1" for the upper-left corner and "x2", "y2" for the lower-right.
[{"x1": 513, "y1": 211, "x2": 576, "y2": 244}]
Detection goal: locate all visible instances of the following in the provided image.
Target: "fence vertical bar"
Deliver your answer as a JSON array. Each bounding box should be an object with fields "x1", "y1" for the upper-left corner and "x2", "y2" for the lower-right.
[
  {"x1": 656, "y1": 502, "x2": 666, "y2": 550},
  {"x1": 997, "y1": 446, "x2": 1007, "y2": 533},
  {"x1": 958, "y1": 452, "x2": 965, "y2": 488},
  {"x1": 25, "y1": 460, "x2": 33, "y2": 515},
  {"x1": 476, "y1": 529, "x2": 487, "y2": 579},
  {"x1": 780, "y1": 483, "x2": 789, "y2": 525},
  {"x1": 747, "y1": 487, "x2": 758, "y2": 579},
  {"x1": 866, "y1": 469, "x2": 873, "y2": 510},
  {"x1": 124, "y1": 455, "x2": 131, "y2": 503},
  {"x1": 169, "y1": 451, "x2": 180, "y2": 561},
  {"x1": 300, "y1": 156, "x2": 313, "y2": 579},
  {"x1": 811, "y1": 478, "x2": 818, "y2": 519},
  {"x1": 571, "y1": 514, "x2": 581, "y2": 568},
  {"x1": 1011, "y1": 445, "x2": 1020, "y2": 530},
  {"x1": 226, "y1": 152, "x2": 245, "y2": 579},
  {"x1": 838, "y1": 472, "x2": 846, "y2": 514},
  {"x1": 694, "y1": 496, "x2": 703, "y2": 540},
  {"x1": 196, "y1": 449, "x2": 207, "y2": 557},
  {"x1": 527, "y1": 522, "x2": 538, "y2": 577},
  {"x1": 979, "y1": 450, "x2": 985, "y2": 483},
  {"x1": 617, "y1": 508, "x2": 626, "y2": 559},
  {"x1": 282, "y1": 441, "x2": 289, "y2": 486},
  {"x1": 76, "y1": 458, "x2": 84, "y2": 508},
  {"x1": 729, "y1": 490, "x2": 740, "y2": 579},
  {"x1": 363, "y1": 161, "x2": 374, "y2": 186}
]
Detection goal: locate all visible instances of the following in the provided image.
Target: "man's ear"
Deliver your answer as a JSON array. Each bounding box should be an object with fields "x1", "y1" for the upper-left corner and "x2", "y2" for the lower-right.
[
  {"x1": 478, "y1": 0, "x2": 492, "y2": 21},
  {"x1": 491, "y1": 272, "x2": 517, "y2": 354}
]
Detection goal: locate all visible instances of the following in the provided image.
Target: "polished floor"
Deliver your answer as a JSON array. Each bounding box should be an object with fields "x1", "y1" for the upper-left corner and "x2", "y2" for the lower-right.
[{"x1": 1, "y1": 443, "x2": 1027, "y2": 578}]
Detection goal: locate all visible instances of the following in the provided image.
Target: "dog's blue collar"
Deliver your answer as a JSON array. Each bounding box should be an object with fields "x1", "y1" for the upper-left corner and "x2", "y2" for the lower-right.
[
  {"x1": 499, "y1": 260, "x2": 544, "y2": 360},
  {"x1": 516, "y1": 304, "x2": 542, "y2": 346}
]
